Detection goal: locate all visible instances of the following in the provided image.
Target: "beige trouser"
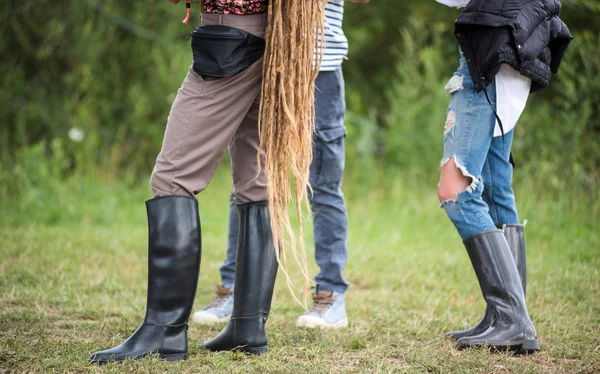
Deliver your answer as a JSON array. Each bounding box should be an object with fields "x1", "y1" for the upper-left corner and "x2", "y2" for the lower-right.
[{"x1": 150, "y1": 13, "x2": 268, "y2": 204}]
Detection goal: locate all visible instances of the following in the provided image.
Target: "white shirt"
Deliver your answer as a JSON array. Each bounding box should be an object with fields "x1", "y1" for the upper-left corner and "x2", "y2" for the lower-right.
[
  {"x1": 320, "y1": 0, "x2": 348, "y2": 71},
  {"x1": 437, "y1": 0, "x2": 532, "y2": 137}
]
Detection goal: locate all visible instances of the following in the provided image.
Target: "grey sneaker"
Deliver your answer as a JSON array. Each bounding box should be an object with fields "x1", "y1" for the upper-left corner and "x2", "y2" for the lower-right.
[
  {"x1": 192, "y1": 285, "x2": 233, "y2": 325},
  {"x1": 296, "y1": 288, "x2": 348, "y2": 329}
]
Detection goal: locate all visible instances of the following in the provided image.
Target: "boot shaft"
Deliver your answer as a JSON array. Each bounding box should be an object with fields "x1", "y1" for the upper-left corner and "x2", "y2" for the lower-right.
[
  {"x1": 232, "y1": 201, "x2": 278, "y2": 319},
  {"x1": 502, "y1": 224, "x2": 527, "y2": 296},
  {"x1": 145, "y1": 196, "x2": 202, "y2": 326},
  {"x1": 200, "y1": 201, "x2": 277, "y2": 355},
  {"x1": 463, "y1": 230, "x2": 529, "y2": 326}
]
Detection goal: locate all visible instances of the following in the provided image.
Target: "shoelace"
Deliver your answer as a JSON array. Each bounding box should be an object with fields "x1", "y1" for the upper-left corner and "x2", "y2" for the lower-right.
[
  {"x1": 311, "y1": 291, "x2": 337, "y2": 313},
  {"x1": 209, "y1": 284, "x2": 233, "y2": 308}
]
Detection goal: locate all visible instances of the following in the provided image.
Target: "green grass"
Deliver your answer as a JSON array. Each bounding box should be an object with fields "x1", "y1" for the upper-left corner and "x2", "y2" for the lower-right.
[{"x1": 1, "y1": 167, "x2": 599, "y2": 373}]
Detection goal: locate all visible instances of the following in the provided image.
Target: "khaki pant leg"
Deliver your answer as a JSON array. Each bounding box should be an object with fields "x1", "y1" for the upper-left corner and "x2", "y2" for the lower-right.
[
  {"x1": 150, "y1": 59, "x2": 263, "y2": 197},
  {"x1": 229, "y1": 94, "x2": 268, "y2": 204}
]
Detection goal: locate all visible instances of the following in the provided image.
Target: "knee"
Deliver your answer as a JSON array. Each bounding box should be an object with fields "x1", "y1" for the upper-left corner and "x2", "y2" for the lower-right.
[
  {"x1": 438, "y1": 157, "x2": 476, "y2": 203},
  {"x1": 438, "y1": 183, "x2": 459, "y2": 204}
]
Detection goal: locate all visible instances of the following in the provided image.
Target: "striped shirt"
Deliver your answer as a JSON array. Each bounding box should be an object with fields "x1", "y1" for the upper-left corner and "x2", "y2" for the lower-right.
[{"x1": 320, "y1": 0, "x2": 348, "y2": 71}]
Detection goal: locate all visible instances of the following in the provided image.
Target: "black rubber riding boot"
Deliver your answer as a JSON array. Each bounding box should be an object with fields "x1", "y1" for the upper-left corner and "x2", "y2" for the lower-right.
[
  {"x1": 446, "y1": 224, "x2": 527, "y2": 341},
  {"x1": 90, "y1": 196, "x2": 201, "y2": 364},
  {"x1": 456, "y1": 230, "x2": 538, "y2": 353},
  {"x1": 201, "y1": 201, "x2": 278, "y2": 356}
]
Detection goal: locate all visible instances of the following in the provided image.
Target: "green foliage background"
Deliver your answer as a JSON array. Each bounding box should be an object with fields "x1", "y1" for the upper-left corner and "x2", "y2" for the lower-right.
[
  {"x1": 1, "y1": 0, "x2": 599, "y2": 213},
  {"x1": 1, "y1": 4, "x2": 598, "y2": 372}
]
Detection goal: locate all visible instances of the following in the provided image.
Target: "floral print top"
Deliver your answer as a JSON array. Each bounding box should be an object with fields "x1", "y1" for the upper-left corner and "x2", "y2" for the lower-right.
[{"x1": 203, "y1": 0, "x2": 268, "y2": 15}]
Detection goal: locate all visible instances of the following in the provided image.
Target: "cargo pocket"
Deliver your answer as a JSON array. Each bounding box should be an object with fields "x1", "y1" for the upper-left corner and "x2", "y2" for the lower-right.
[{"x1": 311, "y1": 126, "x2": 347, "y2": 187}]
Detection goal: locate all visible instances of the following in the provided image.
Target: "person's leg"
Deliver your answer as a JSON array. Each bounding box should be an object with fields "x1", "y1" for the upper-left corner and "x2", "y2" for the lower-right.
[
  {"x1": 149, "y1": 64, "x2": 263, "y2": 198},
  {"x1": 445, "y1": 129, "x2": 519, "y2": 341},
  {"x1": 228, "y1": 94, "x2": 268, "y2": 204},
  {"x1": 439, "y1": 55, "x2": 537, "y2": 352},
  {"x1": 481, "y1": 135, "x2": 519, "y2": 227},
  {"x1": 220, "y1": 194, "x2": 239, "y2": 288},
  {"x1": 438, "y1": 57, "x2": 498, "y2": 239},
  {"x1": 91, "y1": 49, "x2": 265, "y2": 364},
  {"x1": 438, "y1": 56, "x2": 500, "y2": 340},
  {"x1": 191, "y1": 12, "x2": 270, "y2": 328},
  {"x1": 202, "y1": 95, "x2": 278, "y2": 356},
  {"x1": 482, "y1": 138, "x2": 528, "y2": 299},
  {"x1": 296, "y1": 68, "x2": 349, "y2": 329},
  {"x1": 311, "y1": 68, "x2": 350, "y2": 294},
  {"x1": 447, "y1": 130, "x2": 524, "y2": 342}
]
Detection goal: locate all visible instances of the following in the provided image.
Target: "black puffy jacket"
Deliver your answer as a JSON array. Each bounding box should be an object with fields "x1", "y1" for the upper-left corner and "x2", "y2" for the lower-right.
[{"x1": 455, "y1": 0, "x2": 572, "y2": 93}]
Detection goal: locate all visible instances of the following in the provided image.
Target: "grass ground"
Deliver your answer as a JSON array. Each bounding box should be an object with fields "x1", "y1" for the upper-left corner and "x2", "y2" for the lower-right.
[{"x1": 1, "y1": 167, "x2": 599, "y2": 373}]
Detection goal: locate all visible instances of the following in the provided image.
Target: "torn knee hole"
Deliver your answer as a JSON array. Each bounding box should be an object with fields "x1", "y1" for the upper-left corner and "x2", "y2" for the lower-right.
[{"x1": 439, "y1": 156, "x2": 478, "y2": 202}]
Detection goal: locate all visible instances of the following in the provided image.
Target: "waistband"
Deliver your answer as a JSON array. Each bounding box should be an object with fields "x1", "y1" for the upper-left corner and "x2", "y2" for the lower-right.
[
  {"x1": 201, "y1": 13, "x2": 268, "y2": 27},
  {"x1": 201, "y1": 13, "x2": 267, "y2": 38}
]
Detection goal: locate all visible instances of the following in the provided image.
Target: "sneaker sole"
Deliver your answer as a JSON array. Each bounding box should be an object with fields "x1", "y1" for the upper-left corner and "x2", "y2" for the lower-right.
[
  {"x1": 296, "y1": 316, "x2": 348, "y2": 329},
  {"x1": 192, "y1": 312, "x2": 230, "y2": 325}
]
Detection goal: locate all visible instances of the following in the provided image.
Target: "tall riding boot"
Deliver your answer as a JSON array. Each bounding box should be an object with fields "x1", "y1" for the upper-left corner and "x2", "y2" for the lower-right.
[
  {"x1": 201, "y1": 201, "x2": 278, "y2": 356},
  {"x1": 90, "y1": 196, "x2": 201, "y2": 364},
  {"x1": 446, "y1": 224, "x2": 527, "y2": 340},
  {"x1": 456, "y1": 230, "x2": 538, "y2": 353}
]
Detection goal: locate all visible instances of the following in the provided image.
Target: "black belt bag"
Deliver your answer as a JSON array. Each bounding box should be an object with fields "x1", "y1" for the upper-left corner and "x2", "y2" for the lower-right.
[{"x1": 190, "y1": 25, "x2": 265, "y2": 78}]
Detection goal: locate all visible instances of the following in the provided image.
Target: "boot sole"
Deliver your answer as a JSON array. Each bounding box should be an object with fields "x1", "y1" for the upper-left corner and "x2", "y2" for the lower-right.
[
  {"x1": 161, "y1": 353, "x2": 188, "y2": 361},
  {"x1": 200, "y1": 345, "x2": 268, "y2": 356},
  {"x1": 239, "y1": 345, "x2": 269, "y2": 356},
  {"x1": 458, "y1": 339, "x2": 540, "y2": 355},
  {"x1": 90, "y1": 352, "x2": 187, "y2": 365}
]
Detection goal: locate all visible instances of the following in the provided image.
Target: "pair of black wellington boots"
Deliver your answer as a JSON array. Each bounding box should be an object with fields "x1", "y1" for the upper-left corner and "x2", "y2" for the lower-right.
[
  {"x1": 447, "y1": 226, "x2": 539, "y2": 354},
  {"x1": 89, "y1": 196, "x2": 277, "y2": 364}
]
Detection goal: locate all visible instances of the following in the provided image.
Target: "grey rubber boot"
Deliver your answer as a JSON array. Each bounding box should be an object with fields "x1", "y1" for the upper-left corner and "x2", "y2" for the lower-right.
[
  {"x1": 455, "y1": 230, "x2": 538, "y2": 353},
  {"x1": 503, "y1": 224, "x2": 527, "y2": 296},
  {"x1": 446, "y1": 223, "x2": 527, "y2": 340}
]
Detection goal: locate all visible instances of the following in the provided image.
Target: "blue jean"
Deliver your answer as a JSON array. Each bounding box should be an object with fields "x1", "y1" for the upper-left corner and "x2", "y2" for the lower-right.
[
  {"x1": 441, "y1": 54, "x2": 519, "y2": 239},
  {"x1": 220, "y1": 67, "x2": 350, "y2": 293}
]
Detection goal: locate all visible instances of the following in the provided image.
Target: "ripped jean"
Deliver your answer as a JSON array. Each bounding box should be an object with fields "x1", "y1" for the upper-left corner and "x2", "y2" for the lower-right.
[{"x1": 440, "y1": 54, "x2": 519, "y2": 239}]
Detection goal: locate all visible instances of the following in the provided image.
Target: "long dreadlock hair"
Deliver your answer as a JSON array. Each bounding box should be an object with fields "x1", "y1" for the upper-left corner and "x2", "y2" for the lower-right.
[{"x1": 259, "y1": 0, "x2": 326, "y2": 307}]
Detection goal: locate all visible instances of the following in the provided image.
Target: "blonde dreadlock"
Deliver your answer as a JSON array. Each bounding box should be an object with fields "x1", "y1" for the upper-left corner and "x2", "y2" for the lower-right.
[{"x1": 259, "y1": 0, "x2": 326, "y2": 308}]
